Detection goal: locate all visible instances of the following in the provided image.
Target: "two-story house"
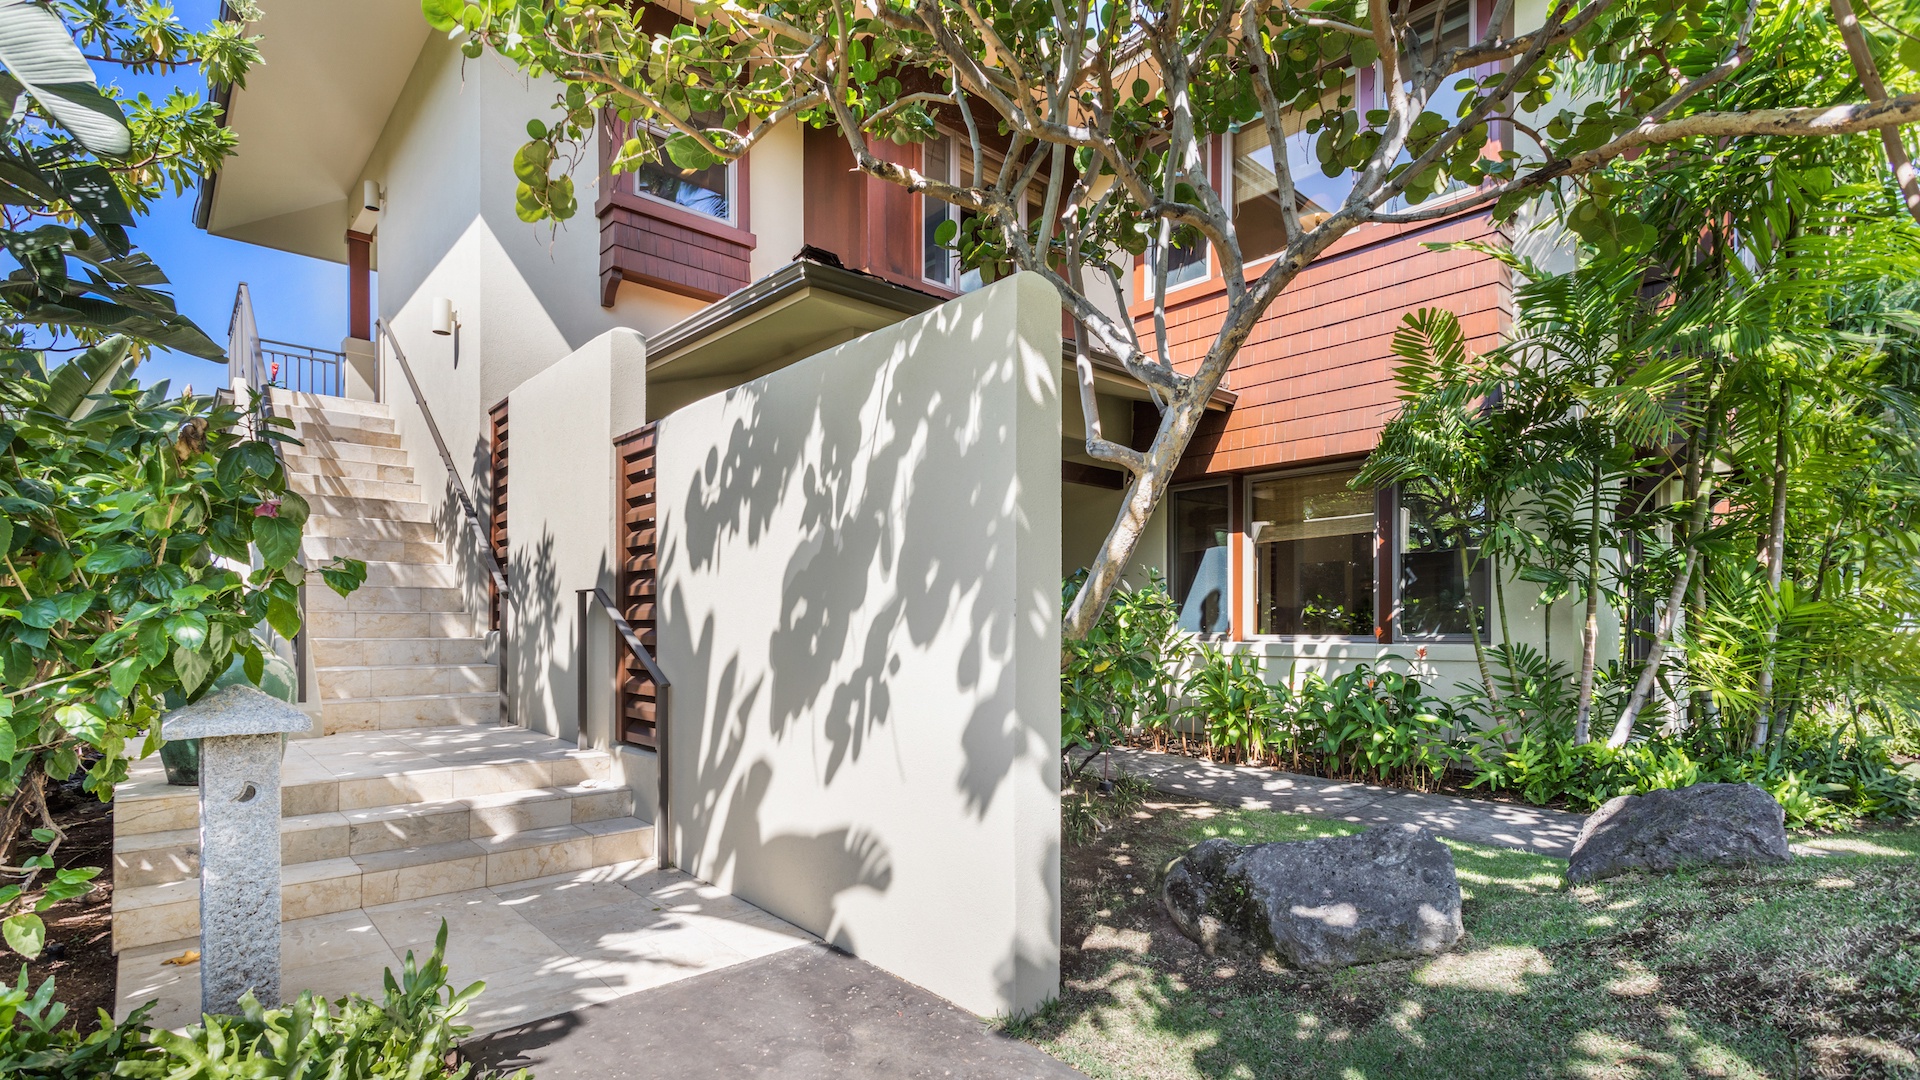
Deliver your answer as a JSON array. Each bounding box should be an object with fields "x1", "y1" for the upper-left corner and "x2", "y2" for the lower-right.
[{"x1": 111, "y1": 0, "x2": 1603, "y2": 1033}]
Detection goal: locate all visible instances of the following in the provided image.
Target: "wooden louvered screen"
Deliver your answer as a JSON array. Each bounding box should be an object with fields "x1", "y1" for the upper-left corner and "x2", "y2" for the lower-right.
[
  {"x1": 487, "y1": 398, "x2": 509, "y2": 631},
  {"x1": 614, "y1": 423, "x2": 660, "y2": 749}
]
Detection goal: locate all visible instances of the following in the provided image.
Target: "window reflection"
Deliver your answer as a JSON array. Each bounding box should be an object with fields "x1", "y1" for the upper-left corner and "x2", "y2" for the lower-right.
[
  {"x1": 1250, "y1": 470, "x2": 1376, "y2": 636},
  {"x1": 1170, "y1": 486, "x2": 1231, "y2": 635}
]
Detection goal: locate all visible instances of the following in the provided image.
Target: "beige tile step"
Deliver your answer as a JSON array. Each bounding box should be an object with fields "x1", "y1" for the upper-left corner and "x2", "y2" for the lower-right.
[
  {"x1": 303, "y1": 494, "x2": 432, "y2": 522},
  {"x1": 281, "y1": 438, "x2": 411, "y2": 467},
  {"x1": 309, "y1": 635, "x2": 492, "y2": 667},
  {"x1": 116, "y1": 732, "x2": 613, "y2": 839},
  {"x1": 321, "y1": 691, "x2": 501, "y2": 733},
  {"x1": 307, "y1": 584, "x2": 466, "y2": 614},
  {"x1": 294, "y1": 423, "x2": 403, "y2": 450},
  {"x1": 317, "y1": 663, "x2": 498, "y2": 701},
  {"x1": 291, "y1": 473, "x2": 421, "y2": 502},
  {"x1": 284, "y1": 407, "x2": 397, "y2": 434},
  {"x1": 111, "y1": 818, "x2": 653, "y2": 950},
  {"x1": 306, "y1": 610, "x2": 481, "y2": 639},
  {"x1": 303, "y1": 535, "x2": 445, "y2": 565},
  {"x1": 112, "y1": 781, "x2": 634, "y2": 888},
  {"x1": 285, "y1": 455, "x2": 416, "y2": 484},
  {"x1": 305, "y1": 515, "x2": 437, "y2": 542},
  {"x1": 349, "y1": 560, "x2": 459, "y2": 589},
  {"x1": 269, "y1": 390, "x2": 391, "y2": 419}
]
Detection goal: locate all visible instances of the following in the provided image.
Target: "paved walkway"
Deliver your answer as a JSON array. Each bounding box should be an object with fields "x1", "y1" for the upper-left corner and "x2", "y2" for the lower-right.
[
  {"x1": 1091, "y1": 746, "x2": 1587, "y2": 856},
  {"x1": 463, "y1": 942, "x2": 1087, "y2": 1079}
]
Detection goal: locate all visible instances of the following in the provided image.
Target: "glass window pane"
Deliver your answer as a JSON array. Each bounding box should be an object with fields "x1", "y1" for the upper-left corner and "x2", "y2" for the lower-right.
[
  {"x1": 1232, "y1": 98, "x2": 1354, "y2": 259},
  {"x1": 1398, "y1": 487, "x2": 1490, "y2": 638},
  {"x1": 1250, "y1": 470, "x2": 1376, "y2": 636},
  {"x1": 630, "y1": 114, "x2": 732, "y2": 221},
  {"x1": 1382, "y1": 0, "x2": 1476, "y2": 213},
  {"x1": 1170, "y1": 486, "x2": 1231, "y2": 635}
]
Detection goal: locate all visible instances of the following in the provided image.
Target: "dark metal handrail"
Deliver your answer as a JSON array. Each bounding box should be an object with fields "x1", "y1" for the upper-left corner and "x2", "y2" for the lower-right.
[
  {"x1": 578, "y1": 586, "x2": 672, "y2": 868},
  {"x1": 375, "y1": 318, "x2": 513, "y2": 720}
]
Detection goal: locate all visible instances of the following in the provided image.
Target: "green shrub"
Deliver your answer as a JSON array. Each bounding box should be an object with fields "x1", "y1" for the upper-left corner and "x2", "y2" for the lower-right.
[
  {"x1": 1293, "y1": 662, "x2": 1463, "y2": 789},
  {"x1": 1180, "y1": 645, "x2": 1283, "y2": 764},
  {"x1": 0, "y1": 922, "x2": 520, "y2": 1080},
  {"x1": 1060, "y1": 570, "x2": 1189, "y2": 763}
]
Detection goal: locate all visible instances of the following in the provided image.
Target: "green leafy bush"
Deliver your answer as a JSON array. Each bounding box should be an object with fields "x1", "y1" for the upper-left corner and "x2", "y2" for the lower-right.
[
  {"x1": 1060, "y1": 570, "x2": 1189, "y2": 765},
  {"x1": 0, "y1": 921, "x2": 520, "y2": 1080},
  {"x1": 1292, "y1": 662, "x2": 1463, "y2": 789},
  {"x1": 1180, "y1": 645, "x2": 1283, "y2": 765}
]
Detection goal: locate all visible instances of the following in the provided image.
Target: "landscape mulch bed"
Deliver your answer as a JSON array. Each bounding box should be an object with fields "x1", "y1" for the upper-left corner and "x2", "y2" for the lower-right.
[{"x1": 25, "y1": 780, "x2": 118, "y2": 1027}]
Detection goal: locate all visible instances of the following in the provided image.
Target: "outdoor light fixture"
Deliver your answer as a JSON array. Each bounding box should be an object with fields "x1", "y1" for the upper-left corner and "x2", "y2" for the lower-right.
[
  {"x1": 431, "y1": 297, "x2": 458, "y2": 336},
  {"x1": 362, "y1": 180, "x2": 383, "y2": 214}
]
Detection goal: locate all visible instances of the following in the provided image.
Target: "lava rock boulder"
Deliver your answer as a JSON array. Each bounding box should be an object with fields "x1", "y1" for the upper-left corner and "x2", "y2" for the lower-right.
[
  {"x1": 1162, "y1": 825, "x2": 1464, "y2": 971},
  {"x1": 1567, "y1": 782, "x2": 1792, "y2": 884}
]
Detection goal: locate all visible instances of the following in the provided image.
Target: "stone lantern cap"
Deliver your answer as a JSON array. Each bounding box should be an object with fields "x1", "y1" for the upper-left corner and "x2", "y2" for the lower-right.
[{"x1": 160, "y1": 683, "x2": 312, "y2": 740}]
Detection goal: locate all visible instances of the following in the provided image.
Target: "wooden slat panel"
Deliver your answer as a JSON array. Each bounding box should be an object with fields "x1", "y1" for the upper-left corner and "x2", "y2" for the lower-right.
[
  {"x1": 488, "y1": 398, "x2": 510, "y2": 631},
  {"x1": 613, "y1": 422, "x2": 661, "y2": 751}
]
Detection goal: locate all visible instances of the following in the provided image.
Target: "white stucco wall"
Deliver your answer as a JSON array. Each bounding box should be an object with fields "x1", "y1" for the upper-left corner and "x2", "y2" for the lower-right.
[{"x1": 654, "y1": 272, "x2": 1063, "y2": 1017}]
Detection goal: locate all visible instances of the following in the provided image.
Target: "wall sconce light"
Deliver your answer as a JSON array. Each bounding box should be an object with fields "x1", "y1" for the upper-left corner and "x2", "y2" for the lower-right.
[
  {"x1": 431, "y1": 297, "x2": 459, "y2": 336},
  {"x1": 362, "y1": 180, "x2": 384, "y2": 214}
]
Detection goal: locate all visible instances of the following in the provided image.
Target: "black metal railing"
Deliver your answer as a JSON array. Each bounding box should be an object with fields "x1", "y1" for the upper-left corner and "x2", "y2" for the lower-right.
[
  {"x1": 578, "y1": 587, "x2": 672, "y2": 867},
  {"x1": 228, "y1": 283, "x2": 347, "y2": 398},
  {"x1": 375, "y1": 318, "x2": 513, "y2": 721}
]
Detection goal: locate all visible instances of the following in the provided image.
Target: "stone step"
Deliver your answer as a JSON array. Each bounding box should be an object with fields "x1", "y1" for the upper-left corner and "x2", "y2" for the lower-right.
[
  {"x1": 111, "y1": 817, "x2": 652, "y2": 951},
  {"x1": 284, "y1": 455, "x2": 416, "y2": 484},
  {"x1": 112, "y1": 780, "x2": 635, "y2": 889},
  {"x1": 269, "y1": 390, "x2": 391, "y2": 420},
  {"x1": 115, "y1": 731, "x2": 614, "y2": 839},
  {"x1": 305, "y1": 610, "x2": 482, "y2": 640},
  {"x1": 294, "y1": 422, "x2": 402, "y2": 450},
  {"x1": 301, "y1": 494, "x2": 431, "y2": 523},
  {"x1": 303, "y1": 535, "x2": 444, "y2": 565},
  {"x1": 284, "y1": 407, "x2": 397, "y2": 435},
  {"x1": 316, "y1": 662, "x2": 497, "y2": 701},
  {"x1": 308, "y1": 635, "x2": 492, "y2": 668},
  {"x1": 280, "y1": 439, "x2": 411, "y2": 468},
  {"x1": 349, "y1": 560, "x2": 459, "y2": 589},
  {"x1": 307, "y1": 584, "x2": 467, "y2": 615},
  {"x1": 305, "y1": 515, "x2": 437, "y2": 543},
  {"x1": 320, "y1": 691, "x2": 501, "y2": 733},
  {"x1": 291, "y1": 473, "x2": 421, "y2": 502}
]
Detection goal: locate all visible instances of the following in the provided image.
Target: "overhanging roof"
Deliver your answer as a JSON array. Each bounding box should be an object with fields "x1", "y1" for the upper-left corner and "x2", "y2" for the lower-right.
[
  {"x1": 193, "y1": 0, "x2": 429, "y2": 263},
  {"x1": 645, "y1": 258, "x2": 1235, "y2": 416}
]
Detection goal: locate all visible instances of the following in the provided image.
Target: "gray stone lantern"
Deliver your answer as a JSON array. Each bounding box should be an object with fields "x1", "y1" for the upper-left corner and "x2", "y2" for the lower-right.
[{"x1": 159, "y1": 684, "x2": 311, "y2": 1015}]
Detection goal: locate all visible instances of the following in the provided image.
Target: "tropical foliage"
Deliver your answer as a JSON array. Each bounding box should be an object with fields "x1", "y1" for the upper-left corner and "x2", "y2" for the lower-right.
[
  {"x1": 0, "y1": 922, "x2": 522, "y2": 1080},
  {"x1": 0, "y1": 0, "x2": 362, "y2": 959}
]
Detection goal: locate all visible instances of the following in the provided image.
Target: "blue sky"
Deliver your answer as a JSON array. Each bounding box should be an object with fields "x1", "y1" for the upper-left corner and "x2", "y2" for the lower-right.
[{"x1": 106, "y1": 0, "x2": 349, "y2": 394}]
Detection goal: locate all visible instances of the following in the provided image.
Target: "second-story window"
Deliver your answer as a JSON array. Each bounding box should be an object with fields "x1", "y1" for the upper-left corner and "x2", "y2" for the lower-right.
[
  {"x1": 626, "y1": 111, "x2": 736, "y2": 224},
  {"x1": 1231, "y1": 88, "x2": 1355, "y2": 260}
]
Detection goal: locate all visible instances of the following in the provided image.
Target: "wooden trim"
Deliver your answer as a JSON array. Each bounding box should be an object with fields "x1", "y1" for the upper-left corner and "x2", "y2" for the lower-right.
[
  {"x1": 346, "y1": 231, "x2": 373, "y2": 341},
  {"x1": 596, "y1": 188, "x2": 758, "y2": 249},
  {"x1": 1228, "y1": 473, "x2": 1246, "y2": 640},
  {"x1": 1062, "y1": 461, "x2": 1127, "y2": 490},
  {"x1": 1375, "y1": 485, "x2": 1396, "y2": 644}
]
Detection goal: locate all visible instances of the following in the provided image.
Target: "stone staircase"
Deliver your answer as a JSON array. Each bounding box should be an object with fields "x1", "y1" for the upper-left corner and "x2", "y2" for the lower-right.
[{"x1": 110, "y1": 391, "x2": 653, "y2": 954}]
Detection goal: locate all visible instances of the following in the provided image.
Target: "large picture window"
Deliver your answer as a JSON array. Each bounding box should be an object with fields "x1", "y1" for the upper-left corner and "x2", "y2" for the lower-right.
[
  {"x1": 1396, "y1": 488, "x2": 1490, "y2": 638},
  {"x1": 1249, "y1": 469, "x2": 1376, "y2": 636},
  {"x1": 1169, "y1": 485, "x2": 1231, "y2": 635},
  {"x1": 1231, "y1": 94, "x2": 1354, "y2": 260}
]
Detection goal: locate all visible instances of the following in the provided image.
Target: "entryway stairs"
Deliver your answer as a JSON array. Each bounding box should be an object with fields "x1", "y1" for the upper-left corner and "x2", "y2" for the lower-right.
[{"x1": 110, "y1": 390, "x2": 654, "y2": 953}]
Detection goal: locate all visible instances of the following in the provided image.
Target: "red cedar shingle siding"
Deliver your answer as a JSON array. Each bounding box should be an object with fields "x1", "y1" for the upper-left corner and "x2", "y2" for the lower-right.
[
  {"x1": 598, "y1": 195, "x2": 754, "y2": 303},
  {"x1": 1139, "y1": 210, "x2": 1511, "y2": 481}
]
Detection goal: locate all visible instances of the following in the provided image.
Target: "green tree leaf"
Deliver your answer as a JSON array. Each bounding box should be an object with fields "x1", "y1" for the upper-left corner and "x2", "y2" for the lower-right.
[
  {"x1": 252, "y1": 513, "x2": 301, "y2": 569},
  {"x1": 2, "y1": 912, "x2": 45, "y2": 959}
]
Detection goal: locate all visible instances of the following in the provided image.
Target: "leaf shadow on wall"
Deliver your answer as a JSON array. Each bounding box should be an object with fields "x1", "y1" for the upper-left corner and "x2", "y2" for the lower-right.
[{"x1": 656, "y1": 288, "x2": 1058, "y2": 984}]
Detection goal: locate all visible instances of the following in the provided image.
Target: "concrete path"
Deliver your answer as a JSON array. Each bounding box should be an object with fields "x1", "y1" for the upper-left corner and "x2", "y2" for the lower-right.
[
  {"x1": 463, "y1": 942, "x2": 1087, "y2": 1079},
  {"x1": 1091, "y1": 746, "x2": 1586, "y2": 856}
]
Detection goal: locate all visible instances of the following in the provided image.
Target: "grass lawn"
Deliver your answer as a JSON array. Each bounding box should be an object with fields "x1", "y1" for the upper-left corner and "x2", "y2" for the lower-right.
[{"x1": 1013, "y1": 798, "x2": 1920, "y2": 1080}]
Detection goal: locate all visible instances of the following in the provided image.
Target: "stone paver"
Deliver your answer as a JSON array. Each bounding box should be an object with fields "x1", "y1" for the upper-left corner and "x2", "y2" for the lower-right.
[
  {"x1": 464, "y1": 942, "x2": 1087, "y2": 1079},
  {"x1": 115, "y1": 862, "x2": 813, "y2": 1034},
  {"x1": 1092, "y1": 746, "x2": 1587, "y2": 856}
]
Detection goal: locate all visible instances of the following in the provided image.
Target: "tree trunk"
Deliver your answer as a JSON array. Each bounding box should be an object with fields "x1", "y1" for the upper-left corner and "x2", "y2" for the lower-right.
[
  {"x1": 1063, "y1": 395, "x2": 1206, "y2": 640},
  {"x1": 1609, "y1": 405, "x2": 1722, "y2": 748},
  {"x1": 1461, "y1": 539, "x2": 1502, "y2": 709},
  {"x1": 1751, "y1": 391, "x2": 1791, "y2": 748},
  {"x1": 1573, "y1": 462, "x2": 1604, "y2": 745}
]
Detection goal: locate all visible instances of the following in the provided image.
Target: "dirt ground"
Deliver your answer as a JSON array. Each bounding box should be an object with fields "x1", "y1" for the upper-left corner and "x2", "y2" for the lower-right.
[{"x1": 28, "y1": 780, "x2": 118, "y2": 1028}]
